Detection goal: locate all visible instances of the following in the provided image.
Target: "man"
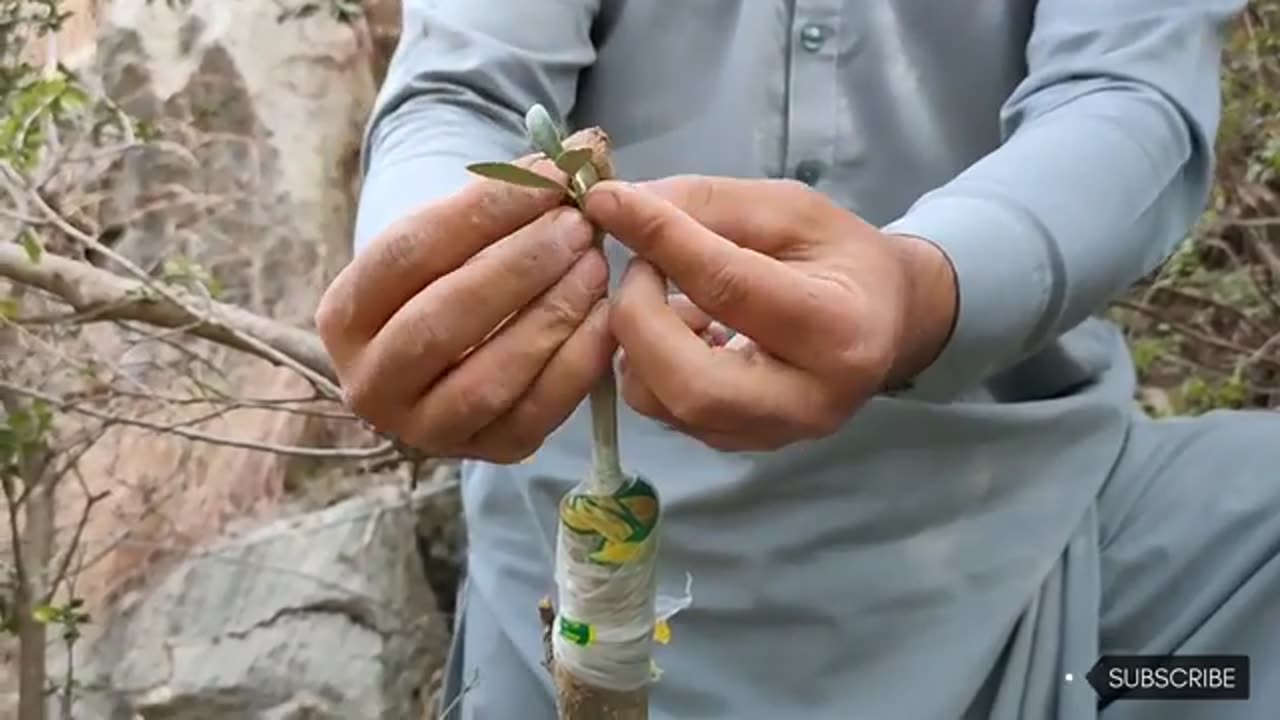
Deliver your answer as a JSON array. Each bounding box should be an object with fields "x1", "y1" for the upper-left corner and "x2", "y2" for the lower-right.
[{"x1": 315, "y1": 1, "x2": 1279, "y2": 718}]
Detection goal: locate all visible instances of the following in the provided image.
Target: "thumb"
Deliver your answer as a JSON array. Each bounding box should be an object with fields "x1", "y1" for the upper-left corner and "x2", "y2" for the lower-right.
[
  {"x1": 582, "y1": 180, "x2": 745, "y2": 286},
  {"x1": 580, "y1": 180, "x2": 688, "y2": 254}
]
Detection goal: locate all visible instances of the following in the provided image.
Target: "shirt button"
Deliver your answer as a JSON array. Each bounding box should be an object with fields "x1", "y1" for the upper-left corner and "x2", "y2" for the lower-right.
[
  {"x1": 794, "y1": 160, "x2": 825, "y2": 186},
  {"x1": 799, "y1": 24, "x2": 829, "y2": 52}
]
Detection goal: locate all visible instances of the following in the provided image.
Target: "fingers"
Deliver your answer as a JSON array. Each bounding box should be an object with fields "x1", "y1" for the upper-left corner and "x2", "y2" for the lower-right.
[
  {"x1": 611, "y1": 258, "x2": 837, "y2": 438},
  {"x1": 398, "y1": 249, "x2": 609, "y2": 451},
  {"x1": 638, "y1": 175, "x2": 835, "y2": 258},
  {"x1": 618, "y1": 295, "x2": 730, "y2": 376},
  {"x1": 610, "y1": 259, "x2": 729, "y2": 428},
  {"x1": 343, "y1": 206, "x2": 596, "y2": 420},
  {"x1": 667, "y1": 294, "x2": 721, "y2": 337},
  {"x1": 582, "y1": 180, "x2": 838, "y2": 368},
  {"x1": 460, "y1": 300, "x2": 616, "y2": 462},
  {"x1": 316, "y1": 155, "x2": 569, "y2": 364}
]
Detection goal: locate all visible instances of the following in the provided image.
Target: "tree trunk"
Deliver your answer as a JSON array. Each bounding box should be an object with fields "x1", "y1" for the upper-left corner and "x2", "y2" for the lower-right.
[
  {"x1": 17, "y1": 476, "x2": 54, "y2": 720},
  {"x1": 553, "y1": 663, "x2": 648, "y2": 720}
]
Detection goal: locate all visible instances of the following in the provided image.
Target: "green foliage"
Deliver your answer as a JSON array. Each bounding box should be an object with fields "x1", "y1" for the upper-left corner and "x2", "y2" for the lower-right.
[
  {"x1": 1161, "y1": 239, "x2": 1204, "y2": 280},
  {"x1": 1178, "y1": 371, "x2": 1249, "y2": 414},
  {"x1": 1219, "y1": 3, "x2": 1280, "y2": 192},
  {"x1": 0, "y1": 69, "x2": 88, "y2": 170},
  {"x1": 19, "y1": 229, "x2": 42, "y2": 263},
  {"x1": 465, "y1": 161, "x2": 570, "y2": 193},
  {"x1": 465, "y1": 103, "x2": 603, "y2": 211},
  {"x1": 525, "y1": 104, "x2": 566, "y2": 158},
  {"x1": 161, "y1": 256, "x2": 224, "y2": 298},
  {"x1": 1, "y1": 0, "x2": 147, "y2": 181},
  {"x1": 1128, "y1": 336, "x2": 1169, "y2": 376},
  {"x1": 554, "y1": 147, "x2": 595, "y2": 176},
  {"x1": 1120, "y1": 2, "x2": 1280, "y2": 415},
  {"x1": 29, "y1": 597, "x2": 91, "y2": 642},
  {"x1": 0, "y1": 0, "x2": 78, "y2": 171},
  {"x1": 0, "y1": 399, "x2": 53, "y2": 475},
  {"x1": 1250, "y1": 134, "x2": 1280, "y2": 184}
]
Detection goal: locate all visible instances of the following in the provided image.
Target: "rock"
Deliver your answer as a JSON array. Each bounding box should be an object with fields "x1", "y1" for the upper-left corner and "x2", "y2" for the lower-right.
[
  {"x1": 257, "y1": 692, "x2": 342, "y2": 720},
  {"x1": 64, "y1": 485, "x2": 446, "y2": 720},
  {"x1": 91, "y1": 0, "x2": 379, "y2": 322}
]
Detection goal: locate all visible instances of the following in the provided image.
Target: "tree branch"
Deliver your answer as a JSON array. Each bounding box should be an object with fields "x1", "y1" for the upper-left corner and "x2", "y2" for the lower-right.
[
  {"x1": 0, "y1": 380, "x2": 392, "y2": 461},
  {"x1": 0, "y1": 243, "x2": 336, "y2": 383}
]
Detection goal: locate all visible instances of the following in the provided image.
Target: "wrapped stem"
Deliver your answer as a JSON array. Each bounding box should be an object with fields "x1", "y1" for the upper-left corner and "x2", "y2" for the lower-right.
[
  {"x1": 550, "y1": 476, "x2": 659, "y2": 720},
  {"x1": 524, "y1": 110, "x2": 652, "y2": 719}
]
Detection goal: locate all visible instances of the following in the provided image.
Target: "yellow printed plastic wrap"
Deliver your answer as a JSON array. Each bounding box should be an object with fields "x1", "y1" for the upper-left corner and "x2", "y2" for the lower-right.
[
  {"x1": 559, "y1": 476, "x2": 659, "y2": 566},
  {"x1": 552, "y1": 476, "x2": 692, "y2": 690}
]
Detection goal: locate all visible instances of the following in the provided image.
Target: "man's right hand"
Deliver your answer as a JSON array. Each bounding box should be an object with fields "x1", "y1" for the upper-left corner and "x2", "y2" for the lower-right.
[{"x1": 315, "y1": 156, "x2": 615, "y2": 463}]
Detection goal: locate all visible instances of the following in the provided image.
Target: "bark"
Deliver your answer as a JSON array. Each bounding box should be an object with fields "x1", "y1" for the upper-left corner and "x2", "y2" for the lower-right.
[
  {"x1": 0, "y1": 243, "x2": 335, "y2": 383},
  {"x1": 541, "y1": 599, "x2": 649, "y2": 720},
  {"x1": 15, "y1": 480, "x2": 53, "y2": 720},
  {"x1": 553, "y1": 663, "x2": 648, "y2": 720},
  {"x1": 1, "y1": 385, "x2": 54, "y2": 720}
]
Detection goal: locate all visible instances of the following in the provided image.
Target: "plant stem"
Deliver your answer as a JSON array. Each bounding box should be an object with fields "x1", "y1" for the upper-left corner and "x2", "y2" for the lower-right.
[
  {"x1": 566, "y1": 158, "x2": 625, "y2": 494},
  {"x1": 587, "y1": 363, "x2": 624, "y2": 492}
]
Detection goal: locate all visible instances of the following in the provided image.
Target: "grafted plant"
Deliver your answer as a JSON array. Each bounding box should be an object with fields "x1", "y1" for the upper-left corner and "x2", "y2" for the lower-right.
[{"x1": 468, "y1": 106, "x2": 688, "y2": 719}]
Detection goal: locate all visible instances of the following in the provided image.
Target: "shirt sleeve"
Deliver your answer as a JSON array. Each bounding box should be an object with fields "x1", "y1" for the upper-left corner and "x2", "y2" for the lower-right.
[
  {"x1": 882, "y1": 0, "x2": 1246, "y2": 400},
  {"x1": 352, "y1": 0, "x2": 601, "y2": 254}
]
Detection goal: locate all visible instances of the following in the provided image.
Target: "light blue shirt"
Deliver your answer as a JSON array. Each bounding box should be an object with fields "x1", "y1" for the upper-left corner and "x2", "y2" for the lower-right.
[{"x1": 353, "y1": 2, "x2": 1243, "y2": 717}]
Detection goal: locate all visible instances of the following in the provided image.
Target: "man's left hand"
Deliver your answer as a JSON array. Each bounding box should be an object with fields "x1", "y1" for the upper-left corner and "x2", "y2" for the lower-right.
[{"x1": 581, "y1": 176, "x2": 958, "y2": 452}]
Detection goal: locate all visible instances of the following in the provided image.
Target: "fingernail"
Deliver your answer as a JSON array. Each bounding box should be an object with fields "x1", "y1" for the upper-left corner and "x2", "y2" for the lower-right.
[
  {"x1": 583, "y1": 181, "x2": 622, "y2": 215},
  {"x1": 724, "y1": 333, "x2": 756, "y2": 357}
]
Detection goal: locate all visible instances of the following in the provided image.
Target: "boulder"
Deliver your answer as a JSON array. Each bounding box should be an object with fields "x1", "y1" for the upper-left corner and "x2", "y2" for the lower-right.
[{"x1": 64, "y1": 484, "x2": 446, "y2": 720}]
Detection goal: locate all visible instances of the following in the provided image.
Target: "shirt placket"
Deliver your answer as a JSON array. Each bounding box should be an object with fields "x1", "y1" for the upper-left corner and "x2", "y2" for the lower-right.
[{"x1": 786, "y1": 0, "x2": 842, "y2": 188}]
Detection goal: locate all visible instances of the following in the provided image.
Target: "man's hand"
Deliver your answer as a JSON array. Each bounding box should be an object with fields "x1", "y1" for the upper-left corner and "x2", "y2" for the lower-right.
[
  {"x1": 581, "y1": 176, "x2": 958, "y2": 452},
  {"x1": 315, "y1": 156, "x2": 615, "y2": 463}
]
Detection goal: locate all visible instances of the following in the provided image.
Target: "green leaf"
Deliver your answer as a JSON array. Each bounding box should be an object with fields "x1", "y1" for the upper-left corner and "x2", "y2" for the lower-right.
[
  {"x1": 465, "y1": 162, "x2": 568, "y2": 193},
  {"x1": 57, "y1": 83, "x2": 89, "y2": 112},
  {"x1": 32, "y1": 605, "x2": 56, "y2": 624},
  {"x1": 332, "y1": 0, "x2": 363, "y2": 21},
  {"x1": 0, "y1": 298, "x2": 18, "y2": 320},
  {"x1": 525, "y1": 103, "x2": 565, "y2": 157},
  {"x1": 555, "y1": 148, "x2": 594, "y2": 176},
  {"x1": 20, "y1": 232, "x2": 43, "y2": 263}
]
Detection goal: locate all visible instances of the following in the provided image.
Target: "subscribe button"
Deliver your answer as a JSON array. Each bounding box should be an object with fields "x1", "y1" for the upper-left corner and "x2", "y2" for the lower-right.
[{"x1": 1086, "y1": 655, "x2": 1250, "y2": 701}]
